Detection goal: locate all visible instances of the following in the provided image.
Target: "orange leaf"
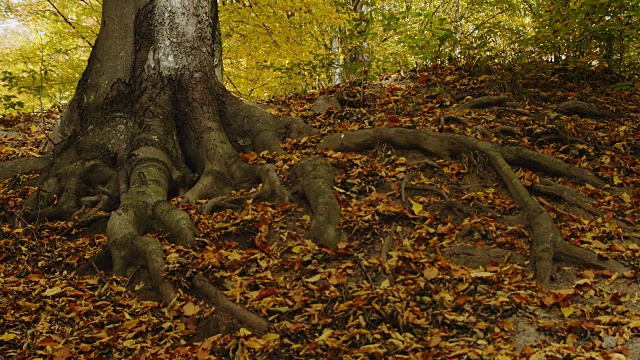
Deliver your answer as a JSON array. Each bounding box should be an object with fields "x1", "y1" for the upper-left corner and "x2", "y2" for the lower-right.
[
  {"x1": 53, "y1": 347, "x2": 72, "y2": 360},
  {"x1": 541, "y1": 295, "x2": 555, "y2": 307},
  {"x1": 427, "y1": 335, "x2": 442, "y2": 347},
  {"x1": 37, "y1": 338, "x2": 59, "y2": 347},
  {"x1": 182, "y1": 302, "x2": 200, "y2": 316},
  {"x1": 520, "y1": 346, "x2": 536, "y2": 357},
  {"x1": 423, "y1": 266, "x2": 439, "y2": 280},
  {"x1": 455, "y1": 294, "x2": 469, "y2": 307},
  {"x1": 196, "y1": 348, "x2": 211, "y2": 360}
]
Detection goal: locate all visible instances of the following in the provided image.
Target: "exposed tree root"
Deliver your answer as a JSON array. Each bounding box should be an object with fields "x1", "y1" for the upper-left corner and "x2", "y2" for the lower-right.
[
  {"x1": 292, "y1": 157, "x2": 346, "y2": 249},
  {"x1": 2, "y1": 0, "x2": 340, "y2": 340},
  {"x1": 375, "y1": 224, "x2": 397, "y2": 286},
  {"x1": 556, "y1": 100, "x2": 618, "y2": 119},
  {"x1": 530, "y1": 178, "x2": 602, "y2": 216},
  {"x1": 452, "y1": 95, "x2": 511, "y2": 111},
  {"x1": 192, "y1": 273, "x2": 269, "y2": 335},
  {"x1": 198, "y1": 164, "x2": 292, "y2": 214},
  {"x1": 319, "y1": 127, "x2": 628, "y2": 284},
  {"x1": 0, "y1": 155, "x2": 51, "y2": 181}
]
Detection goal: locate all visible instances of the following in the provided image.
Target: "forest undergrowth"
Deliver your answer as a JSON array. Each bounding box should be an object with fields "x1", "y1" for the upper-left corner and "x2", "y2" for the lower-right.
[{"x1": 1, "y1": 62, "x2": 639, "y2": 359}]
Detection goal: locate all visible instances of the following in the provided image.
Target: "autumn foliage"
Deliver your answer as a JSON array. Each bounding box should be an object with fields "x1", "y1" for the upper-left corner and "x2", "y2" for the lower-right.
[{"x1": 1, "y1": 64, "x2": 639, "y2": 359}]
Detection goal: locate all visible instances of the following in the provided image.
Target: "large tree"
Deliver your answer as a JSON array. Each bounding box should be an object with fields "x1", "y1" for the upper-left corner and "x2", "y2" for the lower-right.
[{"x1": 1, "y1": 0, "x2": 631, "y2": 334}]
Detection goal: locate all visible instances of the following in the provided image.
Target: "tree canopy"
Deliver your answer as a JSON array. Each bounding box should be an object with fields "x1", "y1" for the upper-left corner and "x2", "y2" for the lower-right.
[{"x1": 1, "y1": 0, "x2": 638, "y2": 111}]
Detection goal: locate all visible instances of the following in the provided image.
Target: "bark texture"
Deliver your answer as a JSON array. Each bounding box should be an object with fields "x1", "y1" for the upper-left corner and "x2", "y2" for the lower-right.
[{"x1": 16, "y1": 0, "x2": 317, "y2": 325}]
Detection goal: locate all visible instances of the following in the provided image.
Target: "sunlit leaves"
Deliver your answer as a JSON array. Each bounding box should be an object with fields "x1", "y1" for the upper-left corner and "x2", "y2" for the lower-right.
[{"x1": 0, "y1": 0, "x2": 100, "y2": 111}]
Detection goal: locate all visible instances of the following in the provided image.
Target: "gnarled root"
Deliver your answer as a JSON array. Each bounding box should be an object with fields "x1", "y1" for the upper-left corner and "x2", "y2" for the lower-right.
[
  {"x1": 320, "y1": 127, "x2": 628, "y2": 284},
  {"x1": 292, "y1": 156, "x2": 346, "y2": 249},
  {"x1": 198, "y1": 164, "x2": 292, "y2": 214},
  {"x1": 192, "y1": 273, "x2": 269, "y2": 335},
  {"x1": 106, "y1": 151, "x2": 196, "y2": 302},
  {"x1": 0, "y1": 155, "x2": 51, "y2": 181},
  {"x1": 23, "y1": 159, "x2": 120, "y2": 222}
]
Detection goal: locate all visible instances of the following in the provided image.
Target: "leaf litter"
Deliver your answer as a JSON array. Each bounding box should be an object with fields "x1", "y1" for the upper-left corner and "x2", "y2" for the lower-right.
[{"x1": 1, "y1": 63, "x2": 640, "y2": 359}]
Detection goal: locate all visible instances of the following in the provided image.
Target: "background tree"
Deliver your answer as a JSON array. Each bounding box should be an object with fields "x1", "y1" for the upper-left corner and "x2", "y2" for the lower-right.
[{"x1": 0, "y1": 0, "x2": 99, "y2": 111}]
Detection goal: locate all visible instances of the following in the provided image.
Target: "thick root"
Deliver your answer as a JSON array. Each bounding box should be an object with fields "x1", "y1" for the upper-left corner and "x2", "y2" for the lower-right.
[
  {"x1": 152, "y1": 200, "x2": 196, "y2": 247},
  {"x1": 218, "y1": 89, "x2": 318, "y2": 154},
  {"x1": 23, "y1": 160, "x2": 119, "y2": 221},
  {"x1": 320, "y1": 127, "x2": 628, "y2": 284},
  {"x1": 0, "y1": 155, "x2": 51, "y2": 181},
  {"x1": 197, "y1": 164, "x2": 292, "y2": 214},
  {"x1": 106, "y1": 152, "x2": 191, "y2": 302},
  {"x1": 293, "y1": 156, "x2": 346, "y2": 249},
  {"x1": 192, "y1": 273, "x2": 269, "y2": 335}
]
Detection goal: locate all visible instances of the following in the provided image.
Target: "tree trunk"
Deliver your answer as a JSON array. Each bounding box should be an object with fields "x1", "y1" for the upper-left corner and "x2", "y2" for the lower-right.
[{"x1": 22, "y1": 0, "x2": 317, "y2": 306}]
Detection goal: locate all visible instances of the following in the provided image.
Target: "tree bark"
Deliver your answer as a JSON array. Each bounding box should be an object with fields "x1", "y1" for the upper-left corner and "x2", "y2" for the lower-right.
[{"x1": 19, "y1": 0, "x2": 316, "y2": 312}]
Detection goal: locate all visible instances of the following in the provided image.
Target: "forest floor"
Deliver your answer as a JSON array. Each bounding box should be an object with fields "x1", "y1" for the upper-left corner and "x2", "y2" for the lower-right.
[{"x1": 1, "y1": 62, "x2": 640, "y2": 359}]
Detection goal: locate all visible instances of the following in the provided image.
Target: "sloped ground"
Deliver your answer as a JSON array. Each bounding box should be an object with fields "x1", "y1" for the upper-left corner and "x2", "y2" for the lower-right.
[{"x1": 1, "y1": 63, "x2": 639, "y2": 359}]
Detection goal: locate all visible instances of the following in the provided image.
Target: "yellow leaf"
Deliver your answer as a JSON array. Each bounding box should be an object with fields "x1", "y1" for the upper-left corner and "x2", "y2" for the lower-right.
[
  {"x1": 261, "y1": 333, "x2": 280, "y2": 342},
  {"x1": 244, "y1": 339, "x2": 263, "y2": 349},
  {"x1": 304, "y1": 274, "x2": 323, "y2": 282},
  {"x1": 595, "y1": 316, "x2": 612, "y2": 323},
  {"x1": 165, "y1": 252, "x2": 180, "y2": 263},
  {"x1": 621, "y1": 193, "x2": 631, "y2": 203},
  {"x1": 379, "y1": 278, "x2": 390, "y2": 289},
  {"x1": 122, "y1": 319, "x2": 139, "y2": 329},
  {"x1": 608, "y1": 354, "x2": 627, "y2": 360},
  {"x1": 122, "y1": 339, "x2": 137, "y2": 348},
  {"x1": 134, "y1": 282, "x2": 146, "y2": 291},
  {"x1": 411, "y1": 201, "x2": 423, "y2": 215},
  {"x1": 30, "y1": 124, "x2": 37, "y2": 133},
  {"x1": 315, "y1": 329, "x2": 333, "y2": 342},
  {"x1": 43, "y1": 287, "x2": 63, "y2": 296},
  {"x1": 291, "y1": 246, "x2": 304, "y2": 253},
  {"x1": 628, "y1": 320, "x2": 640, "y2": 328},
  {"x1": 0, "y1": 333, "x2": 17, "y2": 341},
  {"x1": 612, "y1": 175, "x2": 623, "y2": 185},
  {"x1": 470, "y1": 271, "x2": 495, "y2": 278},
  {"x1": 561, "y1": 305, "x2": 574, "y2": 318}
]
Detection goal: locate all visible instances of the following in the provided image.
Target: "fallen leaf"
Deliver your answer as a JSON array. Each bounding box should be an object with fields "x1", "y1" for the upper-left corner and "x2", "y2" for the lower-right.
[
  {"x1": 411, "y1": 201, "x2": 423, "y2": 215},
  {"x1": 561, "y1": 305, "x2": 574, "y2": 318},
  {"x1": 53, "y1": 347, "x2": 72, "y2": 360},
  {"x1": 37, "y1": 337, "x2": 59, "y2": 347},
  {"x1": 470, "y1": 271, "x2": 494, "y2": 278},
  {"x1": 43, "y1": 287, "x2": 63, "y2": 296},
  {"x1": 540, "y1": 295, "x2": 555, "y2": 307},
  {"x1": 426, "y1": 335, "x2": 441, "y2": 347},
  {"x1": 0, "y1": 333, "x2": 17, "y2": 341},
  {"x1": 304, "y1": 273, "x2": 323, "y2": 282},
  {"x1": 423, "y1": 266, "x2": 439, "y2": 280},
  {"x1": 183, "y1": 302, "x2": 200, "y2": 316},
  {"x1": 122, "y1": 319, "x2": 139, "y2": 329},
  {"x1": 315, "y1": 329, "x2": 334, "y2": 342}
]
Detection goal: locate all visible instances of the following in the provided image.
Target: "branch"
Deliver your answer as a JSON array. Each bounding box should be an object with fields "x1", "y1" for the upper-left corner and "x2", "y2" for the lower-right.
[{"x1": 45, "y1": 0, "x2": 94, "y2": 49}]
